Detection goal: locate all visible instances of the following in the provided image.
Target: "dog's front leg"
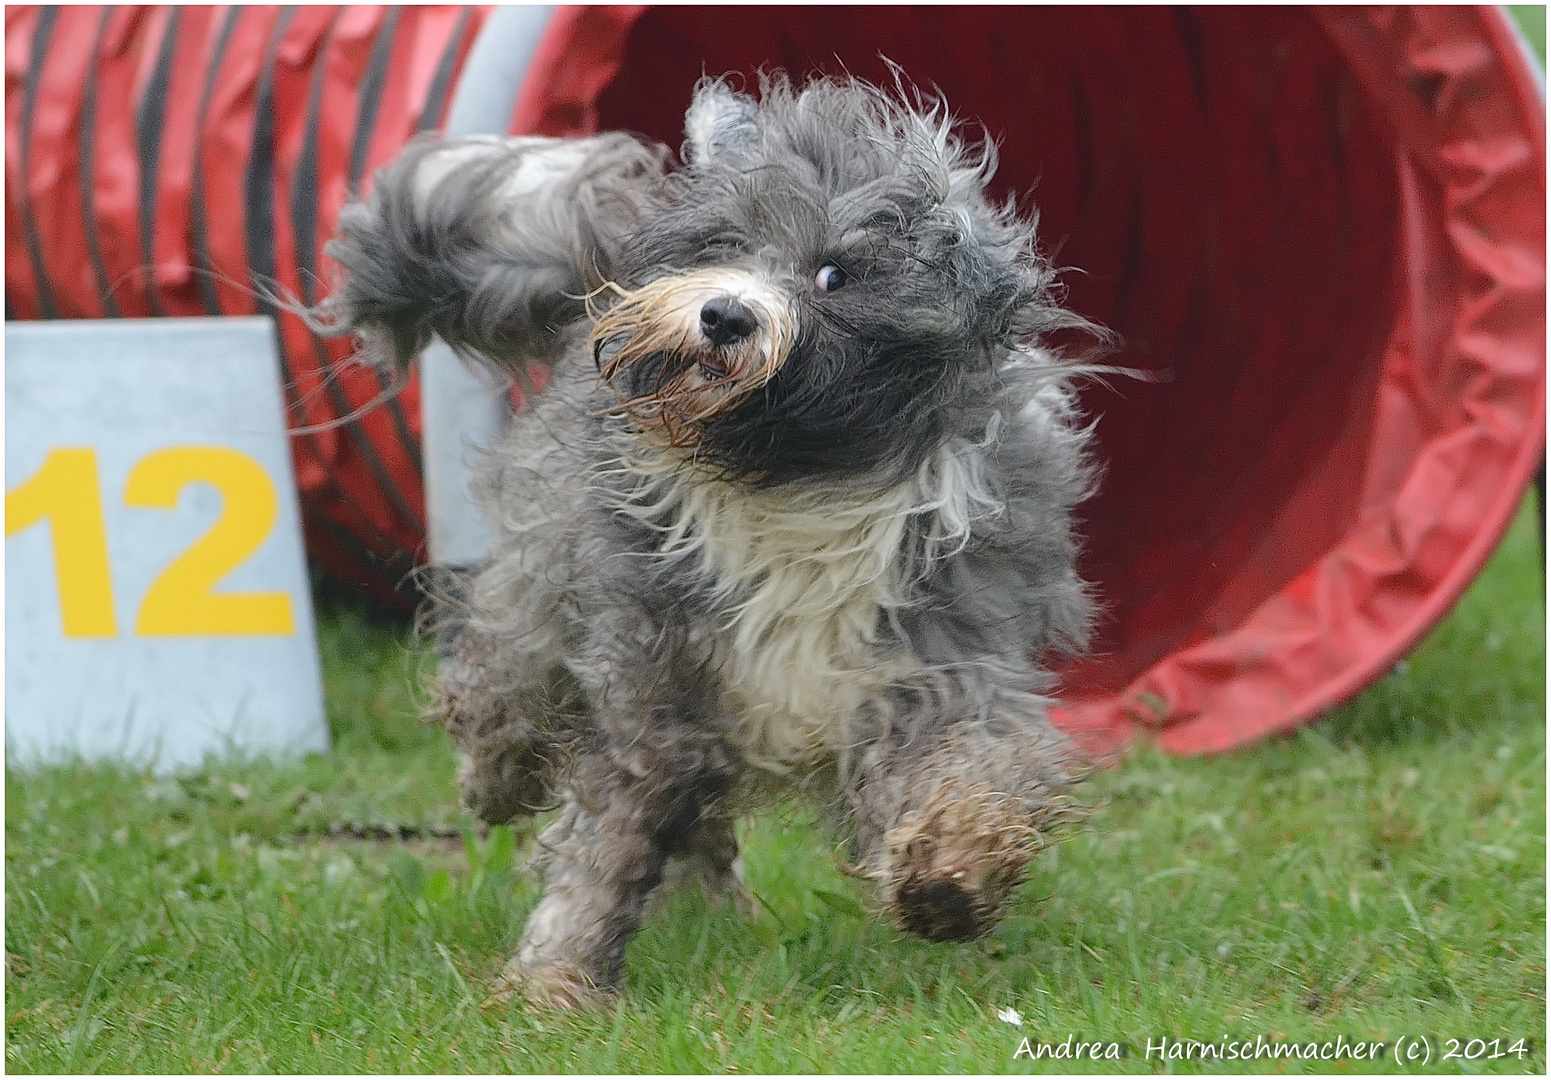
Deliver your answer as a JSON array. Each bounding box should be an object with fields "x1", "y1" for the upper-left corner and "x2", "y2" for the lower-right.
[
  {"x1": 501, "y1": 725, "x2": 736, "y2": 1007},
  {"x1": 848, "y1": 683, "x2": 1078, "y2": 942},
  {"x1": 500, "y1": 792, "x2": 667, "y2": 1008}
]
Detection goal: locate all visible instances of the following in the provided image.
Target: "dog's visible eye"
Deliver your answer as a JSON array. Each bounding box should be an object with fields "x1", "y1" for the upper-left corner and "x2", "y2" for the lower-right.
[{"x1": 813, "y1": 264, "x2": 847, "y2": 292}]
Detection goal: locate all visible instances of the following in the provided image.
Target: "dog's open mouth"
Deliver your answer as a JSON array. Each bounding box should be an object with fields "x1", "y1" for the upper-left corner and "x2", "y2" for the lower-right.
[
  {"x1": 696, "y1": 354, "x2": 730, "y2": 381},
  {"x1": 591, "y1": 344, "x2": 751, "y2": 448},
  {"x1": 586, "y1": 269, "x2": 794, "y2": 447}
]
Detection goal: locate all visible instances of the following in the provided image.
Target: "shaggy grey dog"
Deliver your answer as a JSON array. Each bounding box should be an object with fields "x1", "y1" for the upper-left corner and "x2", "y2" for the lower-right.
[{"x1": 322, "y1": 74, "x2": 1105, "y2": 1008}]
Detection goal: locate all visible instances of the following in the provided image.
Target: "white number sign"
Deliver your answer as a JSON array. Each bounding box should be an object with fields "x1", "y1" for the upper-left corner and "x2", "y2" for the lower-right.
[{"x1": 6, "y1": 317, "x2": 329, "y2": 770}]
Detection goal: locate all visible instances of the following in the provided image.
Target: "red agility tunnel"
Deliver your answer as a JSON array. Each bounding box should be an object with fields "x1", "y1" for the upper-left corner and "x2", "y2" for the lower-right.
[
  {"x1": 5, "y1": 5, "x2": 490, "y2": 602},
  {"x1": 6, "y1": 6, "x2": 1544, "y2": 756}
]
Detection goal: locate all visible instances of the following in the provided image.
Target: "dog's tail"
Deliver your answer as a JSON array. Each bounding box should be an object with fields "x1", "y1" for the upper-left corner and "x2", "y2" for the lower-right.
[{"x1": 311, "y1": 131, "x2": 665, "y2": 381}]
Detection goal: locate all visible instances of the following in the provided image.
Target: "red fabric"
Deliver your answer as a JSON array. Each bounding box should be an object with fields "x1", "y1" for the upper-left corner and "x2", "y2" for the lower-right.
[
  {"x1": 6, "y1": 5, "x2": 1543, "y2": 752},
  {"x1": 510, "y1": 5, "x2": 1544, "y2": 756}
]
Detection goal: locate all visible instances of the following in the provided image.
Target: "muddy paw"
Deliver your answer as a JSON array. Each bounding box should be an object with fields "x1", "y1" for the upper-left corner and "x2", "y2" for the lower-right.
[
  {"x1": 873, "y1": 786, "x2": 1040, "y2": 942},
  {"x1": 653, "y1": 848, "x2": 758, "y2": 918},
  {"x1": 892, "y1": 861, "x2": 1023, "y2": 941},
  {"x1": 702, "y1": 858, "x2": 760, "y2": 918},
  {"x1": 488, "y1": 959, "x2": 615, "y2": 1011}
]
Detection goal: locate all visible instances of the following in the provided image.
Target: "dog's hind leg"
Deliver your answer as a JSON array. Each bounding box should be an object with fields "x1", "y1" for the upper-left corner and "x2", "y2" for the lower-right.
[
  {"x1": 847, "y1": 685, "x2": 1079, "y2": 942},
  {"x1": 653, "y1": 814, "x2": 754, "y2": 915}
]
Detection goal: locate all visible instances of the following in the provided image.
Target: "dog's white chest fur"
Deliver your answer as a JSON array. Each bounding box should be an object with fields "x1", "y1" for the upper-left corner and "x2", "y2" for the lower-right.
[
  {"x1": 616, "y1": 431, "x2": 1005, "y2": 771},
  {"x1": 691, "y1": 482, "x2": 916, "y2": 770}
]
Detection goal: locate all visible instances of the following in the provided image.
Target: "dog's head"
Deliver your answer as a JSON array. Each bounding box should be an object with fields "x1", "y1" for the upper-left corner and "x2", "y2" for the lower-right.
[
  {"x1": 591, "y1": 76, "x2": 1091, "y2": 484},
  {"x1": 323, "y1": 74, "x2": 1097, "y2": 485}
]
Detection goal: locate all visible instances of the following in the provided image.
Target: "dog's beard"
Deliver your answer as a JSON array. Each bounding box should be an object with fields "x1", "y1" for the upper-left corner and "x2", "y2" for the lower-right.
[{"x1": 589, "y1": 268, "x2": 794, "y2": 449}]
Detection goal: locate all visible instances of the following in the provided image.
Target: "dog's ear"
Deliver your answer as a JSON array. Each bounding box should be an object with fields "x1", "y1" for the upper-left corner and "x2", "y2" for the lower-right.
[
  {"x1": 684, "y1": 79, "x2": 759, "y2": 165},
  {"x1": 319, "y1": 132, "x2": 666, "y2": 375}
]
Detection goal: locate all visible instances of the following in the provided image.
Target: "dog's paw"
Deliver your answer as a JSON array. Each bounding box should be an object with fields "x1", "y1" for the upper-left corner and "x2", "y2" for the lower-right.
[
  {"x1": 705, "y1": 867, "x2": 760, "y2": 919},
  {"x1": 487, "y1": 959, "x2": 616, "y2": 1012},
  {"x1": 873, "y1": 785, "x2": 1039, "y2": 942},
  {"x1": 652, "y1": 837, "x2": 758, "y2": 918}
]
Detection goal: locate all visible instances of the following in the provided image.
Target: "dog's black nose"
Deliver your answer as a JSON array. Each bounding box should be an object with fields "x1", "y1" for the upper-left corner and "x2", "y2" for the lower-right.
[{"x1": 699, "y1": 296, "x2": 759, "y2": 347}]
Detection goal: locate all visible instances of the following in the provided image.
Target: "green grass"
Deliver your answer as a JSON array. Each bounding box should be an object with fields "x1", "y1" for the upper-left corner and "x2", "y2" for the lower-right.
[
  {"x1": 1510, "y1": 5, "x2": 1546, "y2": 60},
  {"x1": 5, "y1": 496, "x2": 1542, "y2": 1073}
]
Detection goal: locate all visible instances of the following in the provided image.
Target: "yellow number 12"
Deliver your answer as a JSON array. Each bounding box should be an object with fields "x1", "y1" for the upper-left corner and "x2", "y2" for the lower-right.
[{"x1": 5, "y1": 446, "x2": 295, "y2": 638}]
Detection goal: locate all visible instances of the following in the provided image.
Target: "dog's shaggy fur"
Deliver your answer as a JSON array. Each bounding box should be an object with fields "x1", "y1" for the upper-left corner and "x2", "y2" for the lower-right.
[{"x1": 321, "y1": 74, "x2": 1106, "y2": 1008}]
